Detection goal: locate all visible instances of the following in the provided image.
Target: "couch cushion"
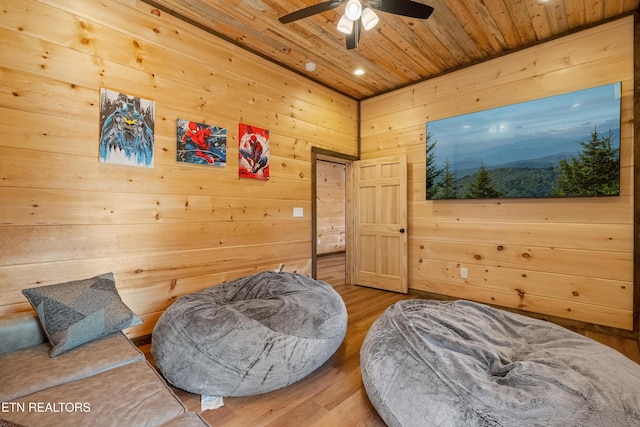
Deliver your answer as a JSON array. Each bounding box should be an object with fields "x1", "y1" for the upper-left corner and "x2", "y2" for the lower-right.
[
  {"x1": 160, "y1": 412, "x2": 210, "y2": 427},
  {"x1": 0, "y1": 332, "x2": 143, "y2": 402},
  {"x1": 22, "y1": 272, "x2": 142, "y2": 356},
  {"x1": 1, "y1": 360, "x2": 188, "y2": 427},
  {"x1": 0, "y1": 419, "x2": 26, "y2": 427},
  {"x1": 0, "y1": 312, "x2": 46, "y2": 355}
]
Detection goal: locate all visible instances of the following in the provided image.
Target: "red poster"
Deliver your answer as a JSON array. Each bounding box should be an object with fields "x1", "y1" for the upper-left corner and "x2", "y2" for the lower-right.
[{"x1": 238, "y1": 123, "x2": 270, "y2": 180}]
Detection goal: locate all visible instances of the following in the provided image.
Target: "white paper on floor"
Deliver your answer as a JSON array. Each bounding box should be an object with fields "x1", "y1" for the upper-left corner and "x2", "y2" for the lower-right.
[{"x1": 201, "y1": 394, "x2": 224, "y2": 410}]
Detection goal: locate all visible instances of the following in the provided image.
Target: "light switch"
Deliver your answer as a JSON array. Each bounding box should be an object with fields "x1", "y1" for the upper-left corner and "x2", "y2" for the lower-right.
[{"x1": 293, "y1": 207, "x2": 304, "y2": 217}]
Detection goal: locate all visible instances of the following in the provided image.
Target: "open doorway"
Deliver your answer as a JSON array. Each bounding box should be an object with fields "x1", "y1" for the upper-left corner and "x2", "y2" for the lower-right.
[
  {"x1": 311, "y1": 148, "x2": 357, "y2": 284},
  {"x1": 316, "y1": 159, "x2": 346, "y2": 284}
]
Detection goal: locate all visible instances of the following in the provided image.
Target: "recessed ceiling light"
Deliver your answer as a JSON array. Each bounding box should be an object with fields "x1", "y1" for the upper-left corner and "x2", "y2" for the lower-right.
[
  {"x1": 305, "y1": 62, "x2": 316, "y2": 72},
  {"x1": 354, "y1": 68, "x2": 365, "y2": 76}
]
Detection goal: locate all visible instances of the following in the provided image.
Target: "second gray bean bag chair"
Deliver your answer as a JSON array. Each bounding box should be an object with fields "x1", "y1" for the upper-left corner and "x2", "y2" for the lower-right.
[{"x1": 361, "y1": 299, "x2": 640, "y2": 427}]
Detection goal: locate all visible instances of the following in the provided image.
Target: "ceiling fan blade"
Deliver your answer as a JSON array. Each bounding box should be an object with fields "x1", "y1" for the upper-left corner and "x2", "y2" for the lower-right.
[
  {"x1": 279, "y1": 1, "x2": 343, "y2": 24},
  {"x1": 346, "y1": 18, "x2": 361, "y2": 50},
  {"x1": 371, "y1": 0, "x2": 434, "y2": 19}
]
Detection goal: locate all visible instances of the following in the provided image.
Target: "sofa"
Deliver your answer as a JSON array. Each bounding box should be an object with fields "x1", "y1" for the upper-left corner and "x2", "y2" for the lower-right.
[
  {"x1": 0, "y1": 272, "x2": 209, "y2": 427},
  {"x1": 0, "y1": 312, "x2": 209, "y2": 427}
]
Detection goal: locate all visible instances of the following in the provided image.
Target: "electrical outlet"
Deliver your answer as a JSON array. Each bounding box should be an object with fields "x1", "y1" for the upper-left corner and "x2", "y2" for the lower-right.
[{"x1": 460, "y1": 268, "x2": 468, "y2": 279}]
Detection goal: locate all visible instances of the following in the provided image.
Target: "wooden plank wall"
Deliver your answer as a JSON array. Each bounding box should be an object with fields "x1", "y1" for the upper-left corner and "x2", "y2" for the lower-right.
[
  {"x1": 360, "y1": 17, "x2": 635, "y2": 330},
  {"x1": 316, "y1": 160, "x2": 346, "y2": 255},
  {"x1": 0, "y1": 0, "x2": 358, "y2": 338}
]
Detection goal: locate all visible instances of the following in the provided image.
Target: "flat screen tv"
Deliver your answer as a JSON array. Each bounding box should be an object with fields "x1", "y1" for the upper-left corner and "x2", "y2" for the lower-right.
[{"x1": 426, "y1": 82, "x2": 621, "y2": 200}]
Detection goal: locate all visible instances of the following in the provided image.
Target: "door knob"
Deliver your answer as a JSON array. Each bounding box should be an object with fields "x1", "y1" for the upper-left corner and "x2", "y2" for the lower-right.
[{"x1": 399, "y1": 228, "x2": 406, "y2": 233}]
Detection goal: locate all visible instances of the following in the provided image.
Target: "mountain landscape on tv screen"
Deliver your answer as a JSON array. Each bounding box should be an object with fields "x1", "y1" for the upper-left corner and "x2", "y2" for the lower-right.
[{"x1": 426, "y1": 83, "x2": 622, "y2": 200}]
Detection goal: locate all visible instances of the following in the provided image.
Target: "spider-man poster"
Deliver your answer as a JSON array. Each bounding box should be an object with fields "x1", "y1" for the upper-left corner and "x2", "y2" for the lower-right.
[
  {"x1": 176, "y1": 119, "x2": 227, "y2": 166},
  {"x1": 99, "y1": 88, "x2": 154, "y2": 168},
  {"x1": 238, "y1": 123, "x2": 269, "y2": 180}
]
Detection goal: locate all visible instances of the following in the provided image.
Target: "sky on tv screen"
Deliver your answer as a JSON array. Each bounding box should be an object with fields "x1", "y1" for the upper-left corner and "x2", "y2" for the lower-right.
[{"x1": 427, "y1": 83, "x2": 621, "y2": 172}]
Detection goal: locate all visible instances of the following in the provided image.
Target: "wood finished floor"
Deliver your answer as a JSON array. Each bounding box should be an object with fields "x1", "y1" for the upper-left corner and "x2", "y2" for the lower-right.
[{"x1": 141, "y1": 252, "x2": 640, "y2": 426}]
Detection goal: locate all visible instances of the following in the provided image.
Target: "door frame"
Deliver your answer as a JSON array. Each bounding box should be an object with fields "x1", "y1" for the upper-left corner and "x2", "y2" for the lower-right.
[{"x1": 311, "y1": 147, "x2": 358, "y2": 279}]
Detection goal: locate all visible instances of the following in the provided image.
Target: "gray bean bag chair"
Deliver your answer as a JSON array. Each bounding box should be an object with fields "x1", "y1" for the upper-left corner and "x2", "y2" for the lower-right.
[
  {"x1": 151, "y1": 271, "x2": 347, "y2": 397},
  {"x1": 361, "y1": 299, "x2": 640, "y2": 427}
]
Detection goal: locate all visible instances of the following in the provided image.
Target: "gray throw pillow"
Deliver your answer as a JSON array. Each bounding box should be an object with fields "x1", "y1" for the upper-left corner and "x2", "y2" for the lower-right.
[{"x1": 22, "y1": 273, "x2": 142, "y2": 357}]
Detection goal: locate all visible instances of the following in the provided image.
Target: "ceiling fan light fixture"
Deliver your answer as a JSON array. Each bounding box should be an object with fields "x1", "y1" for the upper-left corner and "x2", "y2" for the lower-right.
[
  {"x1": 337, "y1": 14, "x2": 354, "y2": 34},
  {"x1": 361, "y1": 7, "x2": 379, "y2": 30},
  {"x1": 279, "y1": 0, "x2": 435, "y2": 51},
  {"x1": 344, "y1": 0, "x2": 362, "y2": 20}
]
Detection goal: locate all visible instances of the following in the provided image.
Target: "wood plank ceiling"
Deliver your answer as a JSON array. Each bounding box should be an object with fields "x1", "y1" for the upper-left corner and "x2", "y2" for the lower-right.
[{"x1": 146, "y1": 0, "x2": 639, "y2": 100}]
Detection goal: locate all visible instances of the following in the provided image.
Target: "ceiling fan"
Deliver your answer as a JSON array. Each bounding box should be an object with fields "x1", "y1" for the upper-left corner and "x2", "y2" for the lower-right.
[{"x1": 279, "y1": 0, "x2": 434, "y2": 49}]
